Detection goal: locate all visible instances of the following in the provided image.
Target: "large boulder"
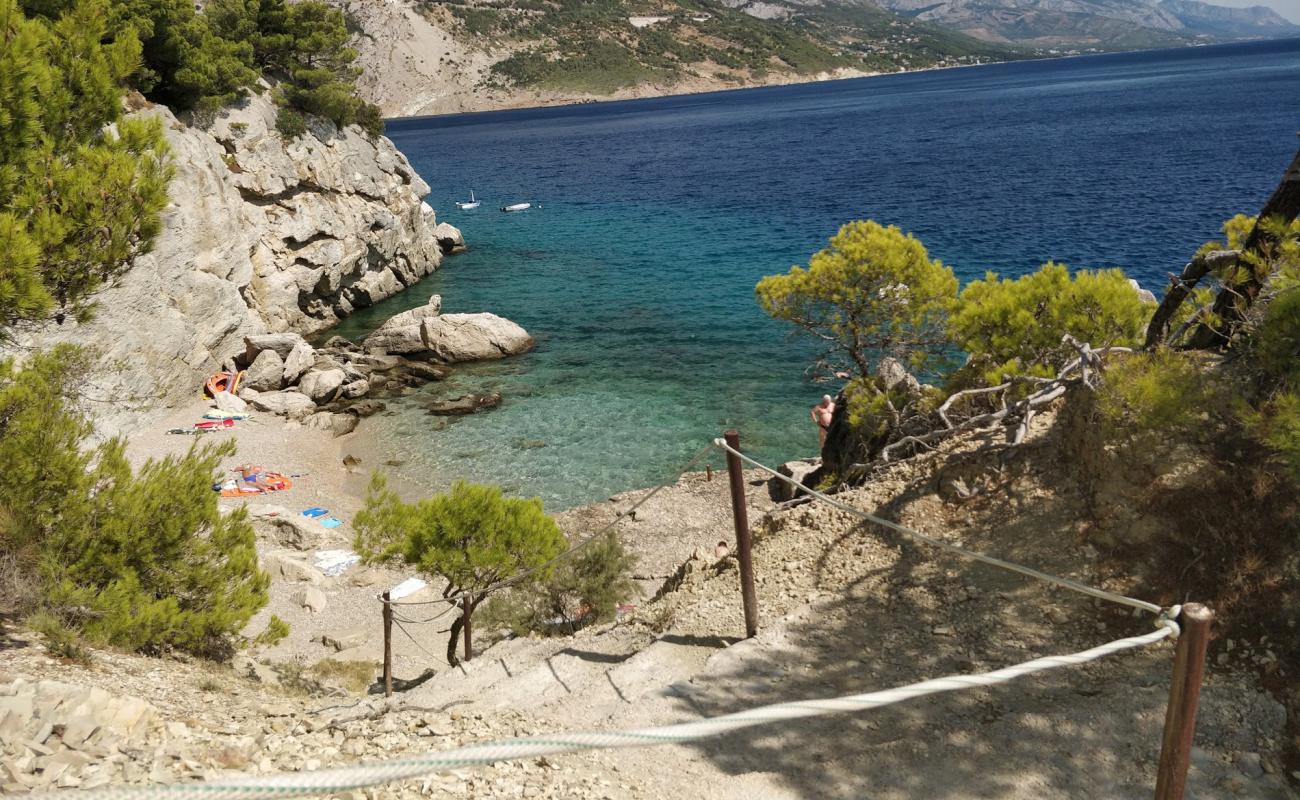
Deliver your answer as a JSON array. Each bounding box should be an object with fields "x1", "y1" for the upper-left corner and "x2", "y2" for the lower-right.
[
  {"x1": 362, "y1": 295, "x2": 443, "y2": 354},
  {"x1": 770, "y1": 459, "x2": 821, "y2": 502},
  {"x1": 298, "y1": 368, "x2": 346, "y2": 403},
  {"x1": 247, "y1": 390, "x2": 316, "y2": 420},
  {"x1": 245, "y1": 332, "x2": 310, "y2": 363},
  {"x1": 244, "y1": 348, "x2": 286, "y2": 391},
  {"x1": 213, "y1": 390, "x2": 248, "y2": 413},
  {"x1": 423, "y1": 392, "x2": 502, "y2": 415},
  {"x1": 433, "y1": 223, "x2": 465, "y2": 254},
  {"x1": 420, "y1": 313, "x2": 533, "y2": 363},
  {"x1": 282, "y1": 341, "x2": 316, "y2": 384}
]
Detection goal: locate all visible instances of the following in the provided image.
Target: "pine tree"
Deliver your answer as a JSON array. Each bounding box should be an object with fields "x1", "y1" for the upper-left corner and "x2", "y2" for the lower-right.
[{"x1": 355, "y1": 478, "x2": 566, "y2": 666}]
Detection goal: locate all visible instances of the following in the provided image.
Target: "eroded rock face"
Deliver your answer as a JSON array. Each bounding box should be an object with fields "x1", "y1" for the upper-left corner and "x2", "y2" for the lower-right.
[{"x1": 12, "y1": 92, "x2": 445, "y2": 434}]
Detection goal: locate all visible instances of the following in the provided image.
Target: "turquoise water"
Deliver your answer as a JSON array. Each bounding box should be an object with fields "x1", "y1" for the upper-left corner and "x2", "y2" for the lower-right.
[{"x1": 334, "y1": 38, "x2": 1300, "y2": 509}]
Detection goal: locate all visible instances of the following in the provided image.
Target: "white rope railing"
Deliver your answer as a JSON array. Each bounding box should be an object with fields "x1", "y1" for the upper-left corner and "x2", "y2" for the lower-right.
[
  {"x1": 36, "y1": 619, "x2": 1178, "y2": 800},
  {"x1": 712, "y1": 438, "x2": 1164, "y2": 616}
]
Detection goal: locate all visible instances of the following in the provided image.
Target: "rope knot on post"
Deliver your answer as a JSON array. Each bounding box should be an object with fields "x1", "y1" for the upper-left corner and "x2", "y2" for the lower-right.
[{"x1": 1157, "y1": 605, "x2": 1183, "y2": 638}]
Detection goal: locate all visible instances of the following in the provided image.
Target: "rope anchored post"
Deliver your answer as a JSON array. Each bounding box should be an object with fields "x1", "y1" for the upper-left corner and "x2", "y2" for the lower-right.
[
  {"x1": 1154, "y1": 603, "x2": 1214, "y2": 800},
  {"x1": 723, "y1": 430, "x2": 759, "y2": 638},
  {"x1": 381, "y1": 591, "x2": 393, "y2": 698}
]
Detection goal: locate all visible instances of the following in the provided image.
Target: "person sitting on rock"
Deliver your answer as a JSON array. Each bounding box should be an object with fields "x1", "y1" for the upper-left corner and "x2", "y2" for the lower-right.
[{"x1": 810, "y1": 394, "x2": 836, "y2": 447}]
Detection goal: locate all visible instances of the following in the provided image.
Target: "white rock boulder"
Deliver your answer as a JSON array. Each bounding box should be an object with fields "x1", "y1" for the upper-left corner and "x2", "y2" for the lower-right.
[
  {"x1": 282, "y1": 341, "x2": 316, "y2": 384},
  {"x1": 247, "y1": 390, "x2": 316, "y2": 420},
  {"x1": 298, "y1": 368, "x2": 346, "y2": 403},
  {"x1": 420, "y1": 313, "x2": 533, "y2": 363},
  {"x1": 244, "y1": 348, "x2": 286, "y2": 391}
]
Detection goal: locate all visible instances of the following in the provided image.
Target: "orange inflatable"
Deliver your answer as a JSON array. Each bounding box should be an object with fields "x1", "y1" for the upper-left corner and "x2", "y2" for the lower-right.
[{"x1": 204, "y1": 370, "x2": 243, "y2": 399}]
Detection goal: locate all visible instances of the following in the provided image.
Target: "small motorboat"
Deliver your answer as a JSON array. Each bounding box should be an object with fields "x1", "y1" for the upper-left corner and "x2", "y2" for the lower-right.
[
  {"x1": 501, "y1": 202, "x2": 531, "y2": 213},
  {"x1": 455, "y1": 190, "x2": 480, "y2": 210}
]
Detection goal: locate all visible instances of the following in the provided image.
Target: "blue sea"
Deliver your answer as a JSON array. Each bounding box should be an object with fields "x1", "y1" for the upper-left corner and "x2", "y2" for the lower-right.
[{"x1": 333, "y1": 38, "x2": 1300, "y2": 510}]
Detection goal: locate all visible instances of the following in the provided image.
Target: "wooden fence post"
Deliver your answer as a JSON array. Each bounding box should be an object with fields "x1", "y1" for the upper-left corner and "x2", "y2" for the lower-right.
[
  {"x1": 382, "y1": 591, "x2": 393, "y2": 698},
  {"x1": 723, "y1": 430, "x2": 759, "y2": 639},
  {"x1": 1154, "y1": 603, "x2": 1214, "y2": 800},
  {"x1": 463, "y1": 597, "x2": 474, "y2": 661}
]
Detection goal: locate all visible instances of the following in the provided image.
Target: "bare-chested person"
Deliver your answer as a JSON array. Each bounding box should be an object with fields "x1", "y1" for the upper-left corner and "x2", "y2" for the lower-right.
[{"x1": 810, "y1": 394, "x2": 835, "y2": 447}]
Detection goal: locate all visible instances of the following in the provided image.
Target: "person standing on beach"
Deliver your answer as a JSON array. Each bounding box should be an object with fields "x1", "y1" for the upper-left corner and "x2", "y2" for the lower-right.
[{"x1": 811, "y1": 394, "x2": 835, "y2": 447}]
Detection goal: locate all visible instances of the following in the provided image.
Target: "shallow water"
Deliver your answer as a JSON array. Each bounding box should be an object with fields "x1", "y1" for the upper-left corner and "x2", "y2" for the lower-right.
[{"x1": 333, "y1": 38, "x2": 1300, "y2": 510}]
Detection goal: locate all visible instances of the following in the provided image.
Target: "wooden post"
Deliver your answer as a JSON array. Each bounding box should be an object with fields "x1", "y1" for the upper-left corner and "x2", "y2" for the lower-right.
[
  {"x1": 463, "y1": 597, "x2": 474, "y2": 661},
  {"x1": 1154, "y1": 603, "x2": 1214, "y2": 800},
  {"x1": 723, "y1": 430, "x2": 759, "y2": 638},
  {"x1": 381, "y1": 591, "x2": 393, "y2": 698}
]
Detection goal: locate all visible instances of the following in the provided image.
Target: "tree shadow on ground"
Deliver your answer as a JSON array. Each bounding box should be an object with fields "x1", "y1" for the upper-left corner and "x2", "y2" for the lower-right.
[{"x1": 670, "y1": 440, "x2": 1191, "y2": 799}]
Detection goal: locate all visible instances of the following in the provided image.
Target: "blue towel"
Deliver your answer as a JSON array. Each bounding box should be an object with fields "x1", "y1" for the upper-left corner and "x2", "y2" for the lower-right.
[
  {"x1": 302, "y1": 507, "x2": 328, "y2": 518},
  {"x1": 320, "y1": 517, "x2": 344, "y2": 528}
]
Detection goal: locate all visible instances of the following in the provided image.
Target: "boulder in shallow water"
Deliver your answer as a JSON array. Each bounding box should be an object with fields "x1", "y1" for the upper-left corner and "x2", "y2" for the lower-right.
[
  {"x1": 340, "y1": 379, "x2": 369, "y2": 399},
  {"x1": 424, "y1": 392, "x2": 502, "y2": 416},
  {"x1": 306, "y1": 411, "x2": 359, "y2": 437},
  {"x1": 420, "y1": 313, "x2": 533, "y2": 363},
  {"x1": 248, "y1": 390, "x2": 316, "y2": 420},
  {"x1": 363, "y1": 323, "x2": 426, "y2": 354},
  {"x1": 373, "y1": 295, "x2": 442, "y2": 332},
  {"x1": 433, "y1": 223, "x2": 465, "y2": 254},
  {"x1": 244, "y1": 348, "x2": 286, "y2": 391}
]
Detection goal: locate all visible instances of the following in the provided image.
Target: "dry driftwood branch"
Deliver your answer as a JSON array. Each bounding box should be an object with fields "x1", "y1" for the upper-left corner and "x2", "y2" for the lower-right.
[
  {"x1": 1144, "y1": 249, "x2": 1240, "y2": 349},
  {"x1": 879, "y1": 340, "x2": 1124, "y2": 462}
]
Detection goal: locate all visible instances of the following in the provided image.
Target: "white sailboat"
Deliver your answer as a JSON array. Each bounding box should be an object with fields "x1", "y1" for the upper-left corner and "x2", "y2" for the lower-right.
[{"x1": 455, "y1": 190, "x2": 479, "y2": 210}]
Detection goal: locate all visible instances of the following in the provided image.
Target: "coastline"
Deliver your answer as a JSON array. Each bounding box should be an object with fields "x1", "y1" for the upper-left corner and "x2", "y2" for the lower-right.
[{"x1": 384, "y1": 36, "x2": 1300, "y2": 120}]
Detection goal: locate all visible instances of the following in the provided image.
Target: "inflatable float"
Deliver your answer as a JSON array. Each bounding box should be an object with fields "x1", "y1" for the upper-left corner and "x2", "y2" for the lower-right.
[{"x1": 203, "y1": 371, "x2": 243, "y2": 399}]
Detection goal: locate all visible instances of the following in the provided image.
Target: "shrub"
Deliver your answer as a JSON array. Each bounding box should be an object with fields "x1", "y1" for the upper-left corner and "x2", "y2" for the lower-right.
[
  {"x1": 1096, "y1": 350, "x2": 1212, "y2": 439},
  {"x1": 481, "y1": 531, "x2": 638, "y2": 636},
  {"x1": 253, "y1": 615, "x2": 290, "y2": 647},
  {"x1": 0, "y1": 346, "x2": 269, "y2": 658},
  {"x1": 355, "y1": 477, "x2": 566, "y2": 665},
  {"x1": 274, "y1": 106, "x2": 307, "y2": 138},
  {"x1": 948, "y1": 262, "x2": 1150, "y2": 387}
]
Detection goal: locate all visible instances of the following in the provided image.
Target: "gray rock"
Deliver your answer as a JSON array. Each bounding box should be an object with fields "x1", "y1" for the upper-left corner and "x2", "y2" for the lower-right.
[
  {"x1": 247, "y1": 505, "x2": 320, "y2": 550},
  {"x1": 771, "y1": 459, "x2": 820, "y2": 502},
  {"x1": 15, "y1": 93, "x2": 445, "y2": 437},
  {"x1": 305, "y1": 411, "x2": 359, "y2": 436},
  {"x1": 397, "y1": 359, "x2": 448, "y2": 382},
  {"x1": 1128, "y1": 278, "x2": 1158, "y2": 305},
  {"x1": 266, "y1": 552, "x2": 325, "y2": 584},
  {"x1": 247, "y1": 390, "x2": 316, "y2": 420},
  {"x1": 424, "y1": 392, "x2": 502, "y2": 416},
  {"x1": 281, "y1": 341, "x2": 316, "y2": 384},
  {"x1": 340, "y1": 379, "x2": 369, "y2": 399},
  {"x1": 371, "y1": 295, "x2": 442, "y2": 332},
  {"x1": 245, "y1": 333, "x2": 310, "y2": 363},
  {"x1": 320, "y1": 629, "x2": 369, "y2": 652},
  {"x1": 298, "y1": 368, "x2": 346, "y2": 403},
  {"x1": 347, "y1": 400, "x2": 386, "y2": 418},
  {"x1": 877, "y1": 356, "x2": 921, "y2": 395},
  {"x1": 244, "y1": 348, "x2": 286, "y2": 391},
  {"x1": 293, "y1": 586, "x2": 328, "y2": 613},
  {"x1": 212, "y1": 390, "x2": 247, "y2": 413},
  {"x1": 362, "y1": 324, "x2": 426, "y2": 355},
  {"x1": 433, "y1": 223, "x2": 465, "y2": 254},
  {"x1": 420, "y1": 313, "x2": 533, "y2": 363}
]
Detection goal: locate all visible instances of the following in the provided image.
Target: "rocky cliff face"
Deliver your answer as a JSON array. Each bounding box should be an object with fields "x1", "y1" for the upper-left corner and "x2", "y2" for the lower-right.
[{"x1": 21, "y1": 93, "x2": 450, "y2": 433}]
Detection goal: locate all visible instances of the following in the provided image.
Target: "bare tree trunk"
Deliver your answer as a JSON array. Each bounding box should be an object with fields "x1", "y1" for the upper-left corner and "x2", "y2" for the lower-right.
[
  {"x1": 1186, "y1": 145, "x2": 1300, "y2": 348},
  {"x1": 1144, "y1": 250, "x2": 1238, "y2": 348},
  {"x1": 446, "y1": 614, "x2": 463, "y2": 667},
  {"x1": 462, "y1": 597, "x2": 473, "y2": 662}
]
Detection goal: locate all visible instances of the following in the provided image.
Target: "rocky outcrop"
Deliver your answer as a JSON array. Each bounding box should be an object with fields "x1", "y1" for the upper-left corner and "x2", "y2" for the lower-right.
[
  {"x1": 14, "y1": 92, "x2": 459, "y2": 435},
  {"x1": 421, "y1": 314, "x2": 533, "y2": 363}
]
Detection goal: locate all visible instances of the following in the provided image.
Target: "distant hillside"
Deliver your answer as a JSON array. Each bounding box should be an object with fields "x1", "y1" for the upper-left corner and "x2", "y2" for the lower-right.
[{"x1": 870, "y1": 0, "x2": 1298, "y2": 49}]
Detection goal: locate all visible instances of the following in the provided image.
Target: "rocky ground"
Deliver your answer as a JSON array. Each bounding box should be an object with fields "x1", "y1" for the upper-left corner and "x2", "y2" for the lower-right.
[{"x1": 4, "y1": 407, "x2": 1297, "y2": 797}]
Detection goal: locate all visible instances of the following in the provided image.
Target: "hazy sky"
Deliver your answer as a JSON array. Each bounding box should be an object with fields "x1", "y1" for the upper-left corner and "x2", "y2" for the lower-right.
[{"x1": 1208, "y1": 0, "x2": 1300, "y2": 24}]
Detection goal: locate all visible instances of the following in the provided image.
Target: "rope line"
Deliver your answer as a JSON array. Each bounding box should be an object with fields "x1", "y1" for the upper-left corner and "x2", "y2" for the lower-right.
[
  {"x1": 712, "y1": 438, "x2": 1163, "y2": 616},
  {"x1": 383, "y1": 442, "x2": 717, "y2": 610},
  {"x1": 36, "y1": 624, "x2": 1175, "y2": 800}
]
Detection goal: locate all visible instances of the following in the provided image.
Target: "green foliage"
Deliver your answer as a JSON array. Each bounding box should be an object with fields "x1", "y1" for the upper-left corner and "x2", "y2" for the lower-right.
[
  {"x1": 274, "y1": 106, "x2": 307, "y2": 139},
  {"x1": 0, "y1": 0, "x2": 171, "y2": 332},
  {"x1": 947, "y1": 262, "x2": 1150, "y2": 387},
  {"x1": 25, "y1": 610, "x2": 93, "y2": 663},
  {"x1": 0, "y1": 347, "x2": 270, "y2": 658},
  {"x1": 355, "y1": 476, "x2": 566, "y2": 663},
  {"x1": 482, "y1": 531, "x2": 638, "y2": 636},
  {"x1": 254, "y1": 615, "x2": 290, "y2": 647},
  {"x1": 756, "y1": 220, "x2": 958, "y2": 380},
  {"x1": 1096, "y1": 351, "x2": 1210, "y2": 438}
]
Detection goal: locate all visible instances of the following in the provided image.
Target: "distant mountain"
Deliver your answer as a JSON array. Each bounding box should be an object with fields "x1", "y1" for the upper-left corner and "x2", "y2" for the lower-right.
[
  {"x1": 1158, "y1": 0, "x2": 1299, "y2": 37},
  {"x1": 869, "y1": 0, "x2": 1299, "y2": 47}
]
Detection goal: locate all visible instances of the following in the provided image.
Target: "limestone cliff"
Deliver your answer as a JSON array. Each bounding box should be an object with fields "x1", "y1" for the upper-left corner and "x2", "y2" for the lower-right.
[{"x1": 21, "y1": 93, "x2": 450, "y2": 433}]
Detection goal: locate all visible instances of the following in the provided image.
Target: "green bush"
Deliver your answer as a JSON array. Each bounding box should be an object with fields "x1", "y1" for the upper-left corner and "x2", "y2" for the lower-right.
[
  {"x1": 481, "y1": 531, "x2": 638, "y2": 636},
  {"x1": 948, "y1": 262, "x2": 1151, "y2": 387},
  {"x1": 355, "y1": 477, "x2": 566, "y2": 665},
  {"x1": 1096, "y1": 350, "x2": 1212, "y2": 438},
  {"x1": 274, "y1": 106, "x2": 307, "y2": 138},
  {"x1": 0, "y1": 347, "x2": 270, "y2": 658}
]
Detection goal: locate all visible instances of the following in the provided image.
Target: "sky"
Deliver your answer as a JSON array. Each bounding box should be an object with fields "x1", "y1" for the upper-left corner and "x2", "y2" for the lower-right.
[{"x1": 1208, "y1": 0, "x2": 1300, "y2": 24}]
